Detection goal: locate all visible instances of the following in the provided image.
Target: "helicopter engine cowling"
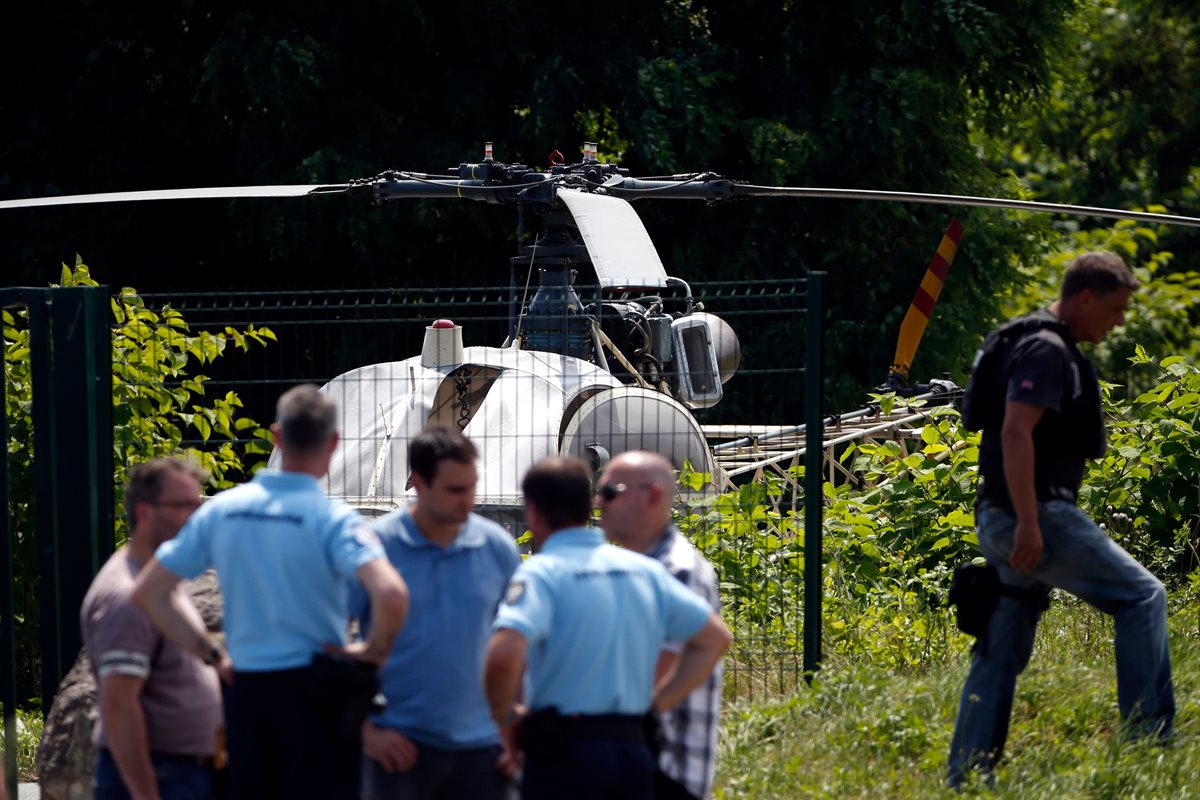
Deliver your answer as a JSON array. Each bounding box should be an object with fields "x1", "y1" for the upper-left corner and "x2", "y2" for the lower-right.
[{"x1": 559, "y1": 386, "x2": 727, "y2": 490}]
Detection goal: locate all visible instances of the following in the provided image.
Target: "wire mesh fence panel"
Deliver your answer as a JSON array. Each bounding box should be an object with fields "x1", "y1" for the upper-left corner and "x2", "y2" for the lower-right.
[{"x1": 135, "y1": 277, "x2": 816, "y2": 697}]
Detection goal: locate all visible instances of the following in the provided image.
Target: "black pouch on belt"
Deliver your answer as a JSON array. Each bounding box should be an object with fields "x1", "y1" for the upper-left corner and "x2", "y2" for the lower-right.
[
  {"x1": 948, "y1": 560, "x2": 1051, "y2": 655},
  {"x1": 310, "y1": 651, "x2": 383, "y2": 740},
  {"x1": 947, "y1": 560, "x2": 1001, "y2": 641},
  {"x1": 519, "y1": 707, "x2": 568, "y2": 759}
]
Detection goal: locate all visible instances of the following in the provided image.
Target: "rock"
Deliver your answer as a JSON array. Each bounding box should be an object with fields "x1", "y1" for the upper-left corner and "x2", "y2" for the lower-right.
[
  {"x1": 36, "y1": 573, "x2": 223, "y2": 799},
  {"x1": 187, "y1": 571, "x2": 224, "y2": 633},
  {"x1": 35, "y1": 653, "x2": 95, "y2": 800}
]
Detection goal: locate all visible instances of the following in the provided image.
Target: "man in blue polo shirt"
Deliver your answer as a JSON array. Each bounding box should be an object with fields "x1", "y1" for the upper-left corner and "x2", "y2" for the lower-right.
[
  {"x1": 484, "y1": 457, "x2": 730, "y2": 800},
  {"x1": 350, "y1": 426, "x2": 521, "y2": 800},
  {"x1": 133, "y1": 385, "x2": 410, "y2": 800}
]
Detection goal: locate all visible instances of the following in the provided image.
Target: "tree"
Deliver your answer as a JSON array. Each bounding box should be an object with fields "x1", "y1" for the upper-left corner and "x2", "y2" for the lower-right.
[
  {"x1": 1, "y1": 1, "x2": 1078, "y2": 409},
  {"x1": 996, "y1": 0, "x2": 1200, "y2": 267}
]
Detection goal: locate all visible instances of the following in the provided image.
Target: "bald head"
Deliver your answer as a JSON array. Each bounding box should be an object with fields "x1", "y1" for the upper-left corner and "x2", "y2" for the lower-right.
[{"x1": 597, "y1": 451, "x2": 676, "y2": 553}]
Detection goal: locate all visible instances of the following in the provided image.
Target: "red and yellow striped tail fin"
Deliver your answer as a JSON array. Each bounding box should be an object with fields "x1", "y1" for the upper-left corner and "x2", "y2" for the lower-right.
[{"x1": 889, "y1": 218, "x2": 964, "y2": 382}]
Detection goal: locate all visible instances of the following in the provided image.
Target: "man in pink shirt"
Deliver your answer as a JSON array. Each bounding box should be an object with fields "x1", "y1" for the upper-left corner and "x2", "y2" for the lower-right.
[{"x1": 82, "y1": 458, "x2": 224, "y2": 800}]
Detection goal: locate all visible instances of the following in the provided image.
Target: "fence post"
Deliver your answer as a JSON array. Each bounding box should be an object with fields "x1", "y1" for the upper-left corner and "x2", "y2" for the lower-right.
[
  {"x1": 803, "y1": 271, "x2": 825, "y2": 680},
  {"x1": 1, "y1": 307, "x2": 19, "y2": 800},
  {"x1": 30, "y1": 286, "x2": 114, "y2": 711},
  {"x1": 27, "y1": 295, "x2": 62, "y2": 715}
]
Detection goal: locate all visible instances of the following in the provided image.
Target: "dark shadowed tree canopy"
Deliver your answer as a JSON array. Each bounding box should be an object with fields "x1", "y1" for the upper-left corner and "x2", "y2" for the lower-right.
[{"x1": 2, "y1": 0, "x2": 1077, "y2": 401}]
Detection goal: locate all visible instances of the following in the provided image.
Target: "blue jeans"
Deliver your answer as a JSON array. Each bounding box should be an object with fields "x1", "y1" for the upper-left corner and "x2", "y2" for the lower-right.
[
  {"x1": 360, "y1": 742, "x2": 508, "y2": 800},
  {"x1": 947, "y1": 501, "x2": 1175, "y2": 787},
  {"x1": 94, "y1": 748, "x2": 215, "y2": 800}
]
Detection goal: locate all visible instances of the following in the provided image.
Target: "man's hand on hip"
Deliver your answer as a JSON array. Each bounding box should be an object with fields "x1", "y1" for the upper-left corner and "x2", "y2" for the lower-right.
[
  {"x1": 362, "y1": 721, "x2": 419, "y2": 773},
  {"x1": 1009, "y1": 521, "x2": 1044, "y2": 572}
]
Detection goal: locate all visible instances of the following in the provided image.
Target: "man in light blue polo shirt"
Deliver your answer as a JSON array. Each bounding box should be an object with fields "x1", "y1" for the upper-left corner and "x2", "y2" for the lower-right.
[
  {"x1": 350, "y1": 426, "x2": 521, "y2": 800},
  {"x1": 133, "y1": 385, "x2": 410, "y2": 800},
  {"x1": 484, "y1": 457, "x2": 730, "y2": 800}
]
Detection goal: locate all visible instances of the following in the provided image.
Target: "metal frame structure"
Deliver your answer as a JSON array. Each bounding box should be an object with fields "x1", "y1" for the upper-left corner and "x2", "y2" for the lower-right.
[{"x1": 706, "y1": 396, "x2": 962, "y2": 484}]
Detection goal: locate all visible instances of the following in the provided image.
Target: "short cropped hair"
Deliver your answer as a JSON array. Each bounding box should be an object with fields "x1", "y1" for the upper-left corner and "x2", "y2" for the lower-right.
[
  {"x1": 124, "y1": 457, "x2": 206, "y2": 531},
  {"x1": 1061, "y1": 252, "x2": 1139, "y2": 299},
  {"x1": 409, "y1": 426, "x2": 478, "y2": 484},
  {"x1": 522, "y1": 457, "x2": 593, "y2": 531},
  {"x1": 276, "y1": 385, "x2": 338, "y2": 453}
]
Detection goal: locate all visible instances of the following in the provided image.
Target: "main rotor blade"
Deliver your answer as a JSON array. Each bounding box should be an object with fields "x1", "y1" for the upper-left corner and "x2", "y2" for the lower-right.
[
  {"x1": 732, "y1": 184, "x2": 1200, "y2": 228},
  {"x1": 0, "y1": 184, "x2": 350, "y2": 210}
]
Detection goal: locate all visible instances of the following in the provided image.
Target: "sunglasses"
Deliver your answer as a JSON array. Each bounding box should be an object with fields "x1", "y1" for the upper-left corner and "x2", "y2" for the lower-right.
[{"x1": 595, "y1": 482, "x2": 655, "y2": 502}]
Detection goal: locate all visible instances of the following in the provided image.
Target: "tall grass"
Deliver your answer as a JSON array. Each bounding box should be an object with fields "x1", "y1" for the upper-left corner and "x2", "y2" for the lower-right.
[{"x1": 715, "y1": 592, "x2": 1199, "y2": 798}]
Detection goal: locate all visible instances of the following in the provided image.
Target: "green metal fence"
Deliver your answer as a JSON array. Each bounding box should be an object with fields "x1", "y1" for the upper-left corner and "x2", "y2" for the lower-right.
[
  {"x1": 0, "y1": 275, "x2": 824, "y2": 789},
  {"x1": 138, "y1": 276, "x2": 826, "y2": 698},
  {"x1": 2, "y1": 285, "x2": 114, "y2": 797}
]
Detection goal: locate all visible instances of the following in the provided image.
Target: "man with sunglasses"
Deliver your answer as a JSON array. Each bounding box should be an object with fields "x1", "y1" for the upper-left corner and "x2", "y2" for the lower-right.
[
  {"x1": 485, "y1": 457, "x2": 730, "y2": 800},
  {"x1": 598, "y1": 451, "x2": 722, "y2": 800},
  {"x1": 83, "y1": 457, "x2": 223, "y2": 800}
]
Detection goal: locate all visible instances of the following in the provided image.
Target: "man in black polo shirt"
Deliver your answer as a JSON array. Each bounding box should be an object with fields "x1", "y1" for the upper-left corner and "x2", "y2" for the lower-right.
[{"x1": 948, "y1": 252, "x2": 1175, "y2": 787}]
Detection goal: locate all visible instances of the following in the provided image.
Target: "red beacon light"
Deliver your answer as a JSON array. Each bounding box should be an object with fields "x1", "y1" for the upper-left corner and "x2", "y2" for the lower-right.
[{"x1": 422, "y1": 319, "x2": 464, "y2": 368}]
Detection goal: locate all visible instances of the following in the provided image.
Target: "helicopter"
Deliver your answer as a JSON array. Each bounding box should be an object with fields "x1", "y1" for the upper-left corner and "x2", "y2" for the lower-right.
[{"x1": 5, "y1": 143, "x2": 1200, "y2": 528}]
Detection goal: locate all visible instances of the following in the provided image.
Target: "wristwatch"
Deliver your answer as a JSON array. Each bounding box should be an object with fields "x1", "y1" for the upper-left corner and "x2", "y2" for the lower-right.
[{"x1": 495, "y1": 703, "x2": 525, "y2": 728}]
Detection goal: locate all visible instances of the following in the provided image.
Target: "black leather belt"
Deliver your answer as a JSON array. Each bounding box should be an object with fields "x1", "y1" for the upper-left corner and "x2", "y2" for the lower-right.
[
  {"x1": 978, "y1": 479, "x2": 1078, "y2": 509},
  {"x1": 521, "y1": 709, "x2": 647, "y2": 745}
]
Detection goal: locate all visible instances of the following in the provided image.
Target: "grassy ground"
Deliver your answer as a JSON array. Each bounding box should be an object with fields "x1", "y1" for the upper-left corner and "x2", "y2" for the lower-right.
[
  {"x1": 0, "y1": 708, "x2": 43, "y2": 782},
  {"x1": 715, "y1": 595, "x2": 1199, "y2": 799}
]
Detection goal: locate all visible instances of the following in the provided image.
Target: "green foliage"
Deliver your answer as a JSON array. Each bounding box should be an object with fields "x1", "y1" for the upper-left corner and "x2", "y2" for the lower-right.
[
  {"x1": 714, "y1": 593, "x2": 1200, "y2": 799},
  {"x1": 821, "y1": 402, "x2": 979, "y2": 668},
  {"x1": 996, "y1": 0, "x2": 1200, "y2": 282},
  {"x1": 1000, "y1": 0, "x2": 1200, "y2": 211},
  {"x1": 1084, "y1": 351, "x2": 1200, "y2": 577},
  {"x1": 3, "y1": 261, "x2": 274, "y2": 703},
  {"x1": 681, "y1": 398, "x2": 980, "y2": 671},
  {"x1": 1003, "y1": 217, "x2": 1200, "y2": 396},
  {"x1": 683, "y1": 350, "x2": 1200, "y2": 674},
  {"x1": 0, "y1": 707, "x2": 44, "y2": 782}
]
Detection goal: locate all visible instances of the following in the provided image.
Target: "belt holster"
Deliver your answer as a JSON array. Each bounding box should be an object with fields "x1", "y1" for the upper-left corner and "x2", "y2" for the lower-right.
[{"x1": 309, "y1": 651, "x2": 382, "y2": 740}]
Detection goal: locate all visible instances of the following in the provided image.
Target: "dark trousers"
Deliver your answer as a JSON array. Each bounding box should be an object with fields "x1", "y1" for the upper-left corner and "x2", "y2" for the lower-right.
[
  {"x1": 522, "y1": 739, "x2": 654, "y2": 800},
  {"x1": 94, "y1": 749, "x2": 215, "y2": 800},
  {"x1": 360, "y1": 742, "x2": 508, "y2": 800},
  {"x1": 226, "y1": 666, "x2": 361, "y2": 800},
  {"x1": 654, "y1": 770, "x2": 700, "y2": 800}
]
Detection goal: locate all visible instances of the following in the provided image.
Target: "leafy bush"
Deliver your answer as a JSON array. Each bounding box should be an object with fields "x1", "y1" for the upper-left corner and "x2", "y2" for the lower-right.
[
  {"x1": 680, "y1": 398, "x2": 978, "y2": 672},
  {"x1": 1084, "y1": 351, "x2": 1200, "y2": 578},
  {"x1": 681, "y1": 351, "x2": 1200, "y2": 675},
  {"x1": 3, "y1": 261, "x2": 275, "y2": 703},
  {"x1": 1004, "y1": 218, "x2": 1200, "y2": 397}
]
